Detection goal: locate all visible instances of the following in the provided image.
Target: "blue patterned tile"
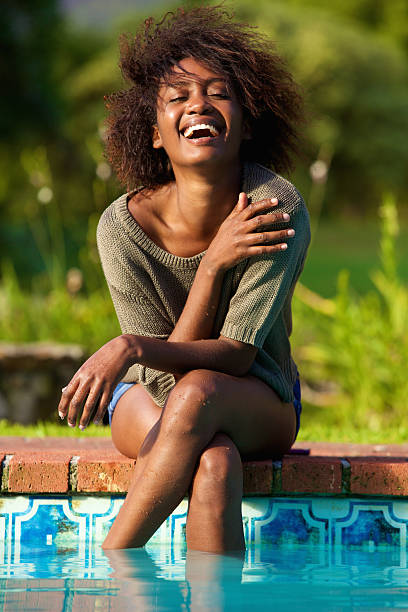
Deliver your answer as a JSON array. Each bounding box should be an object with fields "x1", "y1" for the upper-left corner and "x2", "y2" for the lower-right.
[
  {"x1": 1, "y1": 494, "x2": 408, "y2": 577},
  {"x1": 1, "y1": 494, "x2": 408, "y2": 583},
  {"x1": 332, "y1": 500, "x2": 408, "y2": 569},
  {"x1": 248, "y1": 500, "x2": 328, "y2": 548}
]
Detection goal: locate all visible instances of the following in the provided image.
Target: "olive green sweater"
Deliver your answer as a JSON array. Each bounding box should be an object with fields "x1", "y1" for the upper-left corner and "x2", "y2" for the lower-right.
[{"x1": 97, "y1": 162, "x2": 310, "y2": 407}]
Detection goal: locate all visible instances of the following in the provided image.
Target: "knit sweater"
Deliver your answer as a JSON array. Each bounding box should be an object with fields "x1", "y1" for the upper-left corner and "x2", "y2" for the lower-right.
[{"x1": 97, "y1": 162, "x2": 311, "y2": 408}]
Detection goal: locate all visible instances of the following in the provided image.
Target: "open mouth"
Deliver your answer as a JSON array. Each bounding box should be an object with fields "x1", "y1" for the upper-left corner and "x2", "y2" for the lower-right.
[{"x1": 182, "y1": 123, "x2": 221, "y2": 139}]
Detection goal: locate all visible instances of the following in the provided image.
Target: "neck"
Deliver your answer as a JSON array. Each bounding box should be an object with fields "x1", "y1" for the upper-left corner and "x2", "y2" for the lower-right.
[{"x1": 165, "y1": 163, "x2": 242, "y2": 238}]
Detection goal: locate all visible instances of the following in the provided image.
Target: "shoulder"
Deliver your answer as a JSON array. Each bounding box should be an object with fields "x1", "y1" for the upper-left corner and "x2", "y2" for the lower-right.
[
  {"x1": 244, "y1": 162, "x2": 306, "y2": 212},
  {"x1": 97, "y1": 188, "x2": 151, "y2": 252},
  {"x1": 244, "y1": 163, "x2": 310, "y2": 249},
  {"x1": 96, "y1": 193, "x2": 152, "y2": 291},
  {"x1": 96, "y1": 192, "x2": 148, "y2": 276},
  {"x1": 96, "y1": 193, "x2": 128, "y2": 247}
]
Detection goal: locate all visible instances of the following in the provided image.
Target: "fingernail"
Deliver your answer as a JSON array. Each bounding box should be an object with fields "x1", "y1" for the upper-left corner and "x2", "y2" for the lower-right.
[
  {"x1": 283, "y1": 213, "x2": 290, "y2": 220},
  {"x1": 93, "y1": 419, "x2": 101, "y2": 426},
  {"x1": 287, "y1": 229, "x2": 295, "y2": 236},
  {"x1": 271, "y1": 198, "x2": 278, "y2": 204},
  {"x1": 68, "y1": 422, "x2": 76, "y2": 428},
  {"x1": 58, "y1": 411, "x2": 65, "y2": 420},
  {"x1": 281, "y1": 243, "x2": 288, "y2": 250},
  {"x1": 79, "y1": 424, "x2": 87, "y2": 431}
]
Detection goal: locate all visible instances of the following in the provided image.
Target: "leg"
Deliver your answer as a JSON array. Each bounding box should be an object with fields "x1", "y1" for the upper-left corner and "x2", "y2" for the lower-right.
[
  {"x1": 103, "y1": 369, "x2": 296, "y2": 550},
  {"x1": 110, "y1": 384, "x2": 244, "y2": 553},
  {"x1": 186, "y1": 433, "x2": 244, "y2": 552},
  {"x1": 110, "y1": 384, "x2": 161, "y2": 460}
]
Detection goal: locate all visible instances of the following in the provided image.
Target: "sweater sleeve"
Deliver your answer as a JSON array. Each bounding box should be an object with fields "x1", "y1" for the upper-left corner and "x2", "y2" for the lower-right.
[
  {"x1": 220, "y1": 194, "x2": 310, "y2": 348},
  {"x1": 107, "y1": 284, "x2": 176, "y2": 407},
  {"x1": 96, "y1": 210, "x2": 176, "y2": 408}
]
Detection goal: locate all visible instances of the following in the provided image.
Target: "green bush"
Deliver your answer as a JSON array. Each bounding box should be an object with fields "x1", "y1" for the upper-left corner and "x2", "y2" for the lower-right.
[
  {"x1": 292, "y1": 194, "x2": 408, "y2": 431},
  {"x1": 0, "y1": 260, "x2": 119, "y2": 354}
]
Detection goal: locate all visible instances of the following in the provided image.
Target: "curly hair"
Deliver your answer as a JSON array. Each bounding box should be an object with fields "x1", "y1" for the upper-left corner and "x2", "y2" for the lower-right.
[{"x1": 105, "y1": 6, "x2": 304, "y2": 190}]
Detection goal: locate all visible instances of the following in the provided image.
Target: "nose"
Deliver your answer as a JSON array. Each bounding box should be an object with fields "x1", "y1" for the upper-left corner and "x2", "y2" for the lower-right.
[{"x1": 186, "y1": 90, "x2": 211, "y2": 115}]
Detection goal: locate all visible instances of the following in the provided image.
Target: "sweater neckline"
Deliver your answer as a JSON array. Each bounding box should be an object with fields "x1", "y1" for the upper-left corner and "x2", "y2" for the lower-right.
[
  {"x1": 114, "y1": 162, "x2": 258, "y2": 268},
  {"x1": 115, "y1": 193, "x2": 206, "y2": 268}
]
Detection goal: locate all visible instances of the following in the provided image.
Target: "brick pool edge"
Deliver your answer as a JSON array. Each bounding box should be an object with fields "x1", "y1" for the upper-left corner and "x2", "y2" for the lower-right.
[{"x1": 1, "y1": 438, "x2": 408, "y2": 497}]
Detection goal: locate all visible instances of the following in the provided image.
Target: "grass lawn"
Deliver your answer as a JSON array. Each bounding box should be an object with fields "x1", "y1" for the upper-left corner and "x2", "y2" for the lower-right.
[
  {"x1": 301, "y1": 218, "x2": 408, "y2": 297},
  {"x1": 0, "y1": 421, "x2": 111, "y2": 438},
  {"x1": 297, "y1": 422, "x2": 408, "y2": 445},
  {"x1": 1, "y1": 418, "x2": 408, "y2": 445}
]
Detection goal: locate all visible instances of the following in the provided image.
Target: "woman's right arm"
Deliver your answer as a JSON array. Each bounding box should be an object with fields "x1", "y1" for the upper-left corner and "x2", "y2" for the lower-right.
[{"x1": 167, "y1": 192, "x2": 292, "y2": 344}]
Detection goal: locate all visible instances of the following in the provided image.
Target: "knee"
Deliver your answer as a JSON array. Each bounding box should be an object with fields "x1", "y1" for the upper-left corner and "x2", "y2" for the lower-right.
[
  {"x1": 161, "y1": 370, "x2": 222, "y2": 435},
  {"x1": 192, "y1": 434, "x2": 243, "y2": 508}
]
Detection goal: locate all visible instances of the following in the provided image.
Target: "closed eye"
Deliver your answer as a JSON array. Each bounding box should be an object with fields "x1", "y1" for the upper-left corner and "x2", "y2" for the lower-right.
[
  {"x1": 209, "y1": 93, "x2": 230, "y2": 99},
  {"x1": 170, "y1": 96, "x2": 187, "y2": 103}
]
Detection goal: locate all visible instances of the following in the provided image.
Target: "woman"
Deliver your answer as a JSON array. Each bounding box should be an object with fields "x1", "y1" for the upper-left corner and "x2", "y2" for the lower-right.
[{"x1": 58, "y1": 7, "x2": 310, "y2": 553}]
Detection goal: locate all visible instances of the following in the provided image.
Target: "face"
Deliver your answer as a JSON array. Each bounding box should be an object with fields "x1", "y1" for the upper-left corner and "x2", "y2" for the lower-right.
[{"x1": 152, "y1": 57, "x2": 248, "y2": 170}]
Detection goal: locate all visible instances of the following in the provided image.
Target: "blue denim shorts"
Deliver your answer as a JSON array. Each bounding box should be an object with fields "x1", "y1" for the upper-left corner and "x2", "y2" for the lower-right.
[
  {"x1": 108, "y1": 375, "x2": 303, "y2": 435},
  {"x1": 108, "y1": 382, "x2": 134, "y2": 426}
]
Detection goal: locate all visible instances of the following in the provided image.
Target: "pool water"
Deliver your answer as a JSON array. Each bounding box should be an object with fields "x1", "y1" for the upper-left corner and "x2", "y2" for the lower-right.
[{"x1": 1, "y1": 542, "x2": 407, "y2": 611}]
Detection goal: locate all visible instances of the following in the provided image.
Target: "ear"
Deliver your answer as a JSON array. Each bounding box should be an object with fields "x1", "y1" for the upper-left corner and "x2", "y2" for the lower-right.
[{"x1": 152, "y1": 125, "x2": 163, "y2": 149}]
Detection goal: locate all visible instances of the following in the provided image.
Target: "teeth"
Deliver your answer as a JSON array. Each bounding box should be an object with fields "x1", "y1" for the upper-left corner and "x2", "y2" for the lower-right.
[{"x1": 183, "y1": 124, "x2": 220, "y2": 138}]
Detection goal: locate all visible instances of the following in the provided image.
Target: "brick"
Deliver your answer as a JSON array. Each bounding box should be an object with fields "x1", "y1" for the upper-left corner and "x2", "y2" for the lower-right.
[
  {"x1": 281, "y1": 456, "x2": 343, "y2": 494},
  {"x1": 0, "y1": 436, "x2": 115, "y2": 453},
  {"x1": 8, "y1": 452, "x2": 71, "y2": 493},
  {"x1": 348, "y1": 457, "x2": 408, "y2": 496},
  {"x1": 243, "y1": 460, "x2": 273, "y2": 495},
  {"x1": 290, "y1": 441, "x2": 408, "y2": 457},
  {"x1": 77, "y1": 452, "x2": 136, "y2": 493}
]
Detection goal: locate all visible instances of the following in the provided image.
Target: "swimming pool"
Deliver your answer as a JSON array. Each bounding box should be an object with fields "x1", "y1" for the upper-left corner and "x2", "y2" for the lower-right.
[
  {"x1": 1, "y1": 541, "x2": 408, "y2": 610},
  {"x1": 1, "y1": 495, "x2": 408, "y2": 609}
]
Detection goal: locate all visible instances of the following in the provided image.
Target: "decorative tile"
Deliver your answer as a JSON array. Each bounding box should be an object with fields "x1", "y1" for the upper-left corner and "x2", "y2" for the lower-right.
[
  {"x1": 0, "y1": 495, "x2": 408, "y2": 579},
  {"x1": 333, "y1": 501, "x2": 408, "y2": 568}
]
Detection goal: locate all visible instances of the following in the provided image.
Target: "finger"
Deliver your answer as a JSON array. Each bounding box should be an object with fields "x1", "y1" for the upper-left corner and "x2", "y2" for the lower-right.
[
  {"x1": 93, "y1": 387, "x2": 113, "y2": 425},
  {"x1": 247, "y1": 212, "x2": 290, "y2": 231},
  {"x1": 246, "y1": 242, "x2": 289, "y2": 255},
  {"x1": 57, "y1": 379, "x2": 80, "y2": 420},
  {"x1": 234, "y1": 192, "x2": 248, "y2": 213},
  {"x1": 79, "y1": 382, "x2": 104, "y2": 430},
  {"x1": 246, "y1": 228, "x2": 295, "y2": 245},
  {"x1": 242, "y1": 197, "x2": 278, "y2": 219},
  {"x1": 67, "y1": 383, "x2": 90, "y2": 428}
]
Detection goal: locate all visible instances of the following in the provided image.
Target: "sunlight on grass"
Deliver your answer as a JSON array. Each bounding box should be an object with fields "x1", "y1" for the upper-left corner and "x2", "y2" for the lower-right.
[
  {"x1": 0, "y1": 420, "x2": 110, "y2": 438},
  {"x1": 1, "y1": 418, "x2": 407, "y2": 444},
  {"x1": 298, "y1": 423, "x2": 408, "y2": 445}
]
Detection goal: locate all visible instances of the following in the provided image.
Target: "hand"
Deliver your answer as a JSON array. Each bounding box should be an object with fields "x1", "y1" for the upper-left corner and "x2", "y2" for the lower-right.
[
  {"x1": 202, "y1": 193, "x2": 294, "y2": 273},
  {"x1": 57, "y1": 335, "x2": 132, "y2": 429}
]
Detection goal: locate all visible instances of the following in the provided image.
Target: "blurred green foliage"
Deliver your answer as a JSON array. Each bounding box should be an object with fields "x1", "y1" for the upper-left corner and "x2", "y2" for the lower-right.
[
  {"x1": 1, "y1": 0, "x2": 408, "y2": 282},
  {"x1": 230, "y1": 0, "x2": 408, "y2": 215},
  {"x1": 1, "y1": 0, "x2": 408, "y2": 439},
  {"x1": 292, "y1": 195, "x2": 408, "y2": 433}
]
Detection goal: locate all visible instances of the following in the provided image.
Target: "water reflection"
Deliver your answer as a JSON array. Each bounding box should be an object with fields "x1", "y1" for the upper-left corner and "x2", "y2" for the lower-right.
[
  {"x1": 1, "y1": 544, "x2": 408, "y2": 610},
  {"x1": 105, "y1": 548, "x2": 245, "y2": 612}
]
